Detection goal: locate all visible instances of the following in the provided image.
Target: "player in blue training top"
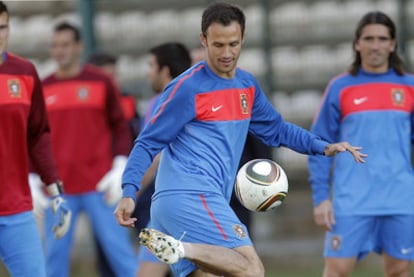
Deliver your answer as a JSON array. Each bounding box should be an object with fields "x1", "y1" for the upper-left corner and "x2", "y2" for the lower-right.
[
  {"x1": 308, "y1": 11, "x2": 414, "y2": 277},
  {"x1": 115, "y1": 2, "x2": 366, "y2": 277},
  {"x1": 135, "y1": 42, "x2": 192, "y2": 277}
]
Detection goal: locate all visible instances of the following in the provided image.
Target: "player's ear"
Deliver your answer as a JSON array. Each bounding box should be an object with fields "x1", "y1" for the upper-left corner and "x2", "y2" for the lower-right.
[
  {"x1": 390, "y1": 39, "x2": 396, "y2": 52},
  {"x1": 77, "y1": 41, "x2": 84, "y2": 53},
  {"x1": 199, "y1": 32, "x2": 207, "y2": 48},
  {"x1": 354, "y1": 40, "x2": 360, "y2": 52},
  {"x1": 160, "y1": 65, "x2": 171, "y2": 79}
]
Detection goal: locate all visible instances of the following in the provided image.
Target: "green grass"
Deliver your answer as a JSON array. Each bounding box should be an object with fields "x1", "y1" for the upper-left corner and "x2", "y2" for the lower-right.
[
  {"x1": 0, "y1": 253, "x2": 385, "y2": 277},
  {"x1": 67, "y1": 269, "x2": 383, "y2": 277},
  {"x1": 1, "y1": 264, "x2": 383, "y2": 277}
]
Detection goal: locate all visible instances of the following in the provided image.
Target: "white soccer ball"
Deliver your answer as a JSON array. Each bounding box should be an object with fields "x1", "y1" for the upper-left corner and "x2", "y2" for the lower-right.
[{"x1": 235, "y1": 159, "x2": 289, "y2": 212}]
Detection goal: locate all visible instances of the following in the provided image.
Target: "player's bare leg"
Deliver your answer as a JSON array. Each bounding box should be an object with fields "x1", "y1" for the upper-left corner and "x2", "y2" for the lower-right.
[
  {"x1": 323, "y1": 257, "x2": 356, "y2": 277},
  {"x1": 139, "y1": 228, "x2": 264, "y2": 277},
  {"x1": 383, "y1": 253, "x2": 411, "y2": 277},
  {"x1": 184, "y1": 244, "x2": 264, "y2": 277}
]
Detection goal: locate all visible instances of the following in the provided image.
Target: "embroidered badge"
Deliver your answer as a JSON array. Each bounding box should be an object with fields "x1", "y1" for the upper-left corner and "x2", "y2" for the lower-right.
[
  {"x1": 78, "y1": 87, "x2": 89, "y2": 101},
  {"x1": 240, "y1": 93, "x2": 248, "y2": 114},
  {"x1": 233, "y1": 224, "x2": 246, "y2": 239},
  {"x1": 330, "y1": 235, "x2": 342, "y2": 251},
  {"x1": 8, "y1": 79, "x2": 21, "y2": 98},
  {"x1": 391, "y1": 88, "x2": 404, "y2": 106}
]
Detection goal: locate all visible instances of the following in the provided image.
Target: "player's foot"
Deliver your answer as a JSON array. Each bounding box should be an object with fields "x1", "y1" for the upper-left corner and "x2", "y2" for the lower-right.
[{"x1": 138, "y1": 228, "x2": 185, "y2": 264}]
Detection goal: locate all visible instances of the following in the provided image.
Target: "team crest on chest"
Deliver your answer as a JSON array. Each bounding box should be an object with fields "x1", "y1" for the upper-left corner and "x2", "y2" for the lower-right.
[
  {"x1": 391, "y1": 88, "x2": 405, "y2": 106},
  {"x1": 240, "y1": 93, "x2": 248, "y2": 114},
  {"x1": 8, "y1": 79, "x2": 21, "y2": 98},
  {"x1": 78, "y1": 87, "x2": 89, "y2": 101}
]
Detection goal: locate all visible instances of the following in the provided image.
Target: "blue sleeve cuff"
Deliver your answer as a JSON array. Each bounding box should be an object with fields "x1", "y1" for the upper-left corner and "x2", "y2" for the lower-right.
[
  {"x1": 122, "y1": 183, "x2": 138, "y2": 202},
  {"x1": 311, "y1": 139, "x2": 328, "y2": 155},
  {"x1": 312, "y1": 185, "x2": 330, "y2": 206}
]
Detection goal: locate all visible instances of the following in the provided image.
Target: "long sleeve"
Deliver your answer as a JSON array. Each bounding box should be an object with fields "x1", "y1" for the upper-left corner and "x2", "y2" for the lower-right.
[
  {"x1": 308, "y1": 81, "x2": 341, "y2": 206},
  {"x1": 27, "y1": 64, "x2": 60, "y2": 185}
]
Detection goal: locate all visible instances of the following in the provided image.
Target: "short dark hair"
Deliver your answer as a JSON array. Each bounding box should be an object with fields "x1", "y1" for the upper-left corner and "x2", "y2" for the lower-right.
[
  {"x1": 54, "y1": 21, "x2": 81, "y2": 42},
  {"x1": 88, "y1": 51, "x2": 117, "y2": 66},
  {"x1": 349, "y1": 11, "x2": 404, "y2": 76},
  {"x1": 149, "y1": 42, "x2": 191, "y2": 78},
  {"x1": 0, "y1": 1, "x2": 8, "y2": 15},
  {"x1": 201, "y1": 2, "x2": 245, "y2": 38}
]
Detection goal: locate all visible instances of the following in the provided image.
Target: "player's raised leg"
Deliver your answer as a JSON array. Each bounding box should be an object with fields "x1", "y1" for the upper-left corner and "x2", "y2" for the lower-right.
[
  {"x1": 185, "y1": 244, "x2": 264, "y2": 276},
  {"x1": 139, "y1": 228, "x2": 264, "y2": 276},
  {"x1": 138, "y1": 188, "x2": 265, "y2": 277}
]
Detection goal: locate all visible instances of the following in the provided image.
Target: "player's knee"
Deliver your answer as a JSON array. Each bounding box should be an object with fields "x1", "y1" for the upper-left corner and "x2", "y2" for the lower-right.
[
  {"x1": 323, "y1": 266, "x2": 353, "y2": 277},
  {"x1": 383, "y1": 253, "x2": 411, "y2": 277},
  {"x1": 323, "y1": 264, "x2": 351, "y2": 277},
  {"x1": 384, "y1": 260, "x2": 410, "y2": 277},
  {"x1": 323, "y1": 257, "x2": 355, "y2": 277},
  {"x1": 244, "y1": 259, "x2": 265, "y2": 277},
  {"x1": 236, "y1": 247, "x2": 265, "y2": 277}
]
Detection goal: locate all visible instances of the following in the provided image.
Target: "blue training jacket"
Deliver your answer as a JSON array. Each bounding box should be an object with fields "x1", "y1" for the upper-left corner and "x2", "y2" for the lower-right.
[
  {"x1": 123, "y1": 61, "x2": 327, "y2": 202},
  {"x1": 309, "y1": 68, "x2": 414, "y2": 215}
]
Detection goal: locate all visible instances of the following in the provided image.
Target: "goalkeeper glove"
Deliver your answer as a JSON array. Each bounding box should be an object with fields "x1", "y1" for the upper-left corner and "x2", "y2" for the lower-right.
[
  {"x1": 47, "y1": 181, "x2": 72, "y2": 239},
  {"x1": 28, "y1": 173, "x2": 49, "y2": 218},
  {"x1": 96, "y1": 155, "x2": 127, "y2": 206}
]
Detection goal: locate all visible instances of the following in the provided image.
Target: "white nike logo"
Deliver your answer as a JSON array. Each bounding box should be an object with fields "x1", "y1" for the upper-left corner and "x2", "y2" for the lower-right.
[
  {"x1": 46, "y1": 95, "x2": 57, "y2": 105},
  {"x1": 211, "y1": 105, "x2": 223, "y2": 112},
  {"x1": 353, "y1": 97, "x2": 368, "y2": 105},
  {"x1": 401, "y1": 248, "x2": 414, "y2": 255}
]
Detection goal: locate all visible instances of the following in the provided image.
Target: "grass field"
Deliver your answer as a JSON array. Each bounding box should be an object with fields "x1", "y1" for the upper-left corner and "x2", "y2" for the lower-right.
[{"x1": 0, "y1": 263, "x2": 384, "y2": 277}]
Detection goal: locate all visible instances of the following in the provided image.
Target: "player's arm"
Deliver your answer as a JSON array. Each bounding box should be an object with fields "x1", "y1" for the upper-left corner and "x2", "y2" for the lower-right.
[
  {"x1": 28, "y1": 65, "x2": 71, "y2": 238},
  {"x1": 115, "y1": 80, "x2": 195, "y2": 227},
  {"x1": 105, "y1": 75, "x2": 132, "y2": 154},
  {"x1": 140, "y1": 153, "x2": 161, "y2": 191},
  {"x1": 27, "y1": 66, "x2": 59, "y2": 184},
  {"x1": 411, "y1": 110, "x2": 414, "y2": 145},
  {"x1": 122, "y1": 80, "x2": 195, "y2": 196},
  {"x1": 96, "y1": 76, "x2": 132, "y2": 205},
  {"x1": 308, "y1": 83, "x2": 341, "y2": 206},
  {"x1": 248, "y1": 80, "x2": 324, "y2": 155},
  {"x1": 308, "y1": 82, "x2": 343, "y2": 230}
]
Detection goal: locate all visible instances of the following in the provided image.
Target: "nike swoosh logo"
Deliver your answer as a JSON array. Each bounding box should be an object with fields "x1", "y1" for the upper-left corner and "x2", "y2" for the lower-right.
[
  {"x1": 353, "y1": 97, "x2": 368, "y2": 105},
  {"x1": 401, "y1": 248, "x2": 414, "y2": 255},
  {"x1": 46, "y1": 95, "x2": 57, "y2": 105},
  {"x1": 212, "y1": 105, "x2": 223, "y2": 112}
]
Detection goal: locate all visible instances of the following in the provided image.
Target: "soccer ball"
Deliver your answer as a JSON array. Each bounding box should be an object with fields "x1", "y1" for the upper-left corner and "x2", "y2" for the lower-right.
[{"x1": 235, "y1": 159, "x2": 289, "y2": 212}]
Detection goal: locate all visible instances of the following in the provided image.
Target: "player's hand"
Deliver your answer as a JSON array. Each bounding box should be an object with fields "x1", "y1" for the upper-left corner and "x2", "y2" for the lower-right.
[
  {"x1": 324, "y1": 142, "x2": 367, "y2": 163},
  {"x1": 114, "y1": 197, "x2": 137, "y2": 228},
  {"x1": 28, "y1": 173, "x2": 49, "y2": 218},
  {"x1": 313, "y1": 200, "x2": 335, "y2": 231},
  {"x1": 96, "y1": 156, "x2": 127, "y2": 206},
  {"x1": 47, "y1": 182, "x2": 72, "y2": 239}
]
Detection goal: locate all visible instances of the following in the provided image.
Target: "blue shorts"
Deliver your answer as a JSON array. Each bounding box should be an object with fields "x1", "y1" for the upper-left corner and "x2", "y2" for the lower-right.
[
  {"x1": 0, "y1": 211, "x2": 46, "y2": 276},
  {"x1": 324, "y1": 215, "x2": 414, "y2": 261},
  {"x1": 150, "y1": 192, "x2": 252, "y2": 277},
  {"x1": 44, "y1": 192, "x2": 138, "y2": 277}
]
